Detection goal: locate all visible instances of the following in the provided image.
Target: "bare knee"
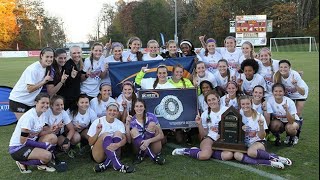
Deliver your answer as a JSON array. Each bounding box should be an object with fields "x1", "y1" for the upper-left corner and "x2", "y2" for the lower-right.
[
  {"x1": 41, "y1": 151, "x2": 52, "y2": 163},
  {"x1": 221, "y1": 151, "x2": 234, "y2": 161},
  {"x1": 130, "y1": 128, "x2": 140, "y2": 138},
  {"x1": 234, "y1": 152, "x2": 244, "y2": 161},
  {"x1": 113, "y1": 131, "x2": 123, "y2": 138},
  {"x1": 41, "y1": 134, "x2": 58, "y2": 144},
  {"x1": 146, "y1": 122, "x2": 156, "y2": 132},
  {"x1": 71, "y1": 132, "x2": 81, "y2": 144},
  {"x1": 247, "y1": 149, "x2": 257, "y2": 158}
]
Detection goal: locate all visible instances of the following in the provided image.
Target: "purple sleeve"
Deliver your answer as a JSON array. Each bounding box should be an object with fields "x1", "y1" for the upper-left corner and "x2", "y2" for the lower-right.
[{"x1": 147, "y1": 112, "x2": 159, "y2": 125}]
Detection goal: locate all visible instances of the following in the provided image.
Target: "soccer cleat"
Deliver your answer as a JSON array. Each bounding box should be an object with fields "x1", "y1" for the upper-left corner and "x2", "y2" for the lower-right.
[
  {"x1": 118, "y1": 165, "x2": 135, "y2": 173},
  {"x1": 172, "y1": 148, "x2": 186, "y2": 155},
  {"x1": 283, "y1": 136, "x2": 291, "y2": 144},
  {"x1": 293, "y1": 136, "x2": 299, "y2": 145},
  {"x1": 16, "y1": 161, "x2": 32, "y2": 174},
  {"x1": 154, "y1": 154, "x2": 165, "y2": 165},
  {"x1": 270, "y1": 161, "x2": 285, "y2": 169},
  {"x1": 94, "y1": 163, "x2": 108, "y2": 173},
  {"x1": 37, "y1": 165, "x2": 56, "y2": 172},
  {"x1": 277, "y1": 156, "x2": 292, "y2": 166},
  {"x1": 266, "y1": 133, "x2": 276, "y2": 142},
  {"x1": 133, "y1": 154, "x2": 144, "y2": 164}
]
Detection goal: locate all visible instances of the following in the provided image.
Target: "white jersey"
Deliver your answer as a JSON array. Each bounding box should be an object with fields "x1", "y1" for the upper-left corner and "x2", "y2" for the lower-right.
[
  {"x1": 104, "y1": 55, "x2": 123, "y2": 63},
  {"x1": 44, "y1": 108, "x2": 71, "y2": 126},
  {"x1": 122, "y1": 51, "x2": 139, "y2": 62},
  {"x1": 197, "y1": 72, "x2": 217, "y2": 87},
  {"x1": 220, "y1": 94, "x2": 238, "y2": 109},
  {"x1": 214, "y1": 70, "x2": 236, "y2": 90},
  {"x1": 198, "y1": 94, "x2": 208, "y2": 113},
  {"x1": 252, "y1": 102, "x2": 263, "y2": 114},
  {"x1": 201, "y1": 106, "x2": 228, "y2": 141},
  {"x1": 9, "y1": 61, "x2": 46, "y2": 106},
  {"x1": 68, "y1": 108, "x2": 97, "y2": 131},
  {"x1": 240, "y1": 110, "x2": 268, "y2": 146},
  {"x1": 219, "y1": 48, "x2": 242, "y2": 71},
  {"x1": 281, "y1": 70, "x2": 308, "y2": 99},
  {"x1": 87, "y1": 117, "x2": 125, "y2": 137},
  {"x1": 238, "y1": 73, "x2": 266, "y2": 96},
  {"x1": 140, "y1": 78, "x2": 176, "y2": 90},
  {"x1": 142, "y1": 53, "x2": 163, "y2": 61},
  {"x1": 81, "y1": 57, "x2": 105, "y2": 97},
  {"x1": 116, "y1": 94, "x2": 134, "y2": 113},
  {"x1": 198, "y1": 50, "x2": 223, "y2": 74},
  {"x1": 90, "y1": 97, "x2": 116, "y2": 118},
  {"x1": 266, "y1": 96, "x2": 299, "y2": 123},
  {"x1": 258, "y1": 59, "x2": 279, "y2": 97},
  {"x1": 9, "y1": 108, "x2": 46, "y2": 146}
]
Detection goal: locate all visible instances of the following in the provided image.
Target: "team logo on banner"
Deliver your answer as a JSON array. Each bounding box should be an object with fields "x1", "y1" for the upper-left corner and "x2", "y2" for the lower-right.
[{"x1": 139, "y1": 88, "x2": 198, "y2": 129}]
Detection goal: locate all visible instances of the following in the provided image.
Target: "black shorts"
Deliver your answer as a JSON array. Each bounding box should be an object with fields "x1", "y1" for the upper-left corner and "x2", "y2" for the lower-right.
[
  {"x1": 10, "y1": 146, "x2": 34, "y2": 161},
  {"x1": 278, "y1": 120, "x2": 301, "y2": 133},
  {"x1": 9, "y1": 100, "x2": 32, "y2": 113}
]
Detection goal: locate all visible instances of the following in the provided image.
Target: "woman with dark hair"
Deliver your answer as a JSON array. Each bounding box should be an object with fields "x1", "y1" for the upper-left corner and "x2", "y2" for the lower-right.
[
  {"x1": 214, "y1": 59, "x2": 237, "y2": 92},
  {"x1": 172, "y1": 91, "x2": 234, "y2": 162},
  {"x1": 266, "y1": 83, "x2": 301, "y2": 146},
  {"x1": 125, "y1": 99, "x2": 165, "y2": 165},
  {"x1": 273, "y1": 60, "x2": 308, "y2": 144},
  {"x1": 90, "y1": 83, "x2": 116, "y2": 118},
  {"x1": 116, "y1": 81, "x2": 137, "y2": 123},
  {"x1": 9, "y1": 47, "x2": 54, "y2": 120},
  {"x1": 198, "y1": 80, "x2": 214, "y2": 113},
  {"x1": 220, "y1": 81, "x2": 241, "y2": 110},
  {"x1": 46, "y1": 48, "x2": 69, "y2": 97},
  {"x1": 9, "y1": 93, "x2": 57, "y2": 173},
  {"x1": 234, "y1": 95, "x2": 292, "y2": 169},
  {"x1": 237, "y1": 59, "x2": 266, "y2": 96},
  {"x1": 180, "y1": 39, "x2": 196, "y2": 57},
  {"x1": 135, "y1": 64, "x2": 175, "y2": 89}
]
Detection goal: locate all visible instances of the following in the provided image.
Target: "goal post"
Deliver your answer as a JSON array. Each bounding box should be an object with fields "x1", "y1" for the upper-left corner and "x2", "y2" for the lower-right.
[{"x1": 269, "y1": 37, "x2": 318, "y2": 52}]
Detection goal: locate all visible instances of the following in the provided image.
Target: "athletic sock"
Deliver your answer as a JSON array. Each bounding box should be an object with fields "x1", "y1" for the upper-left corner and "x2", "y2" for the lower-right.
[
  {"x1": 102, "y1": 136, "x2": 122, "y2": 170},
  {"x1": 144, "y1": 130, "x2": 155, "y2": 140},
  {"x1": 256, "y1": 149, "x2": 271, "y2": 160},
  {"x1": 112, "y1": 137, "x2": 122, "y2": 155},
  {"x1": 211, "y1": 150, "x2": 222, "y2": 160},
  {"x1": 20, "y1": 159, "x2": 43, "y2": 166},
  {"x1": 133, "y1": 135, "x2": 156, "y2": 160},
  {"x1": 241, "y1": 154, "x2": 270, "y2": 165},
  {"x1": 188, "y1": 148, "x2": 200, "y2": 159}
]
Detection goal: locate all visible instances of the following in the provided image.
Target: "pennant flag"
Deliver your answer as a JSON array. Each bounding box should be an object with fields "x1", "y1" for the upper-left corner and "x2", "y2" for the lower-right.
[{"x1": 160, "y1": 33, "x2": 165, "y2": 47}]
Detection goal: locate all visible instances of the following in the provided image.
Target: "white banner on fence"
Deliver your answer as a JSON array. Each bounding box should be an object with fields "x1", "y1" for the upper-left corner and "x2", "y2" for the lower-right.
[{"x1": 0, "y1": 51, "x2": 29, "y2": 58}]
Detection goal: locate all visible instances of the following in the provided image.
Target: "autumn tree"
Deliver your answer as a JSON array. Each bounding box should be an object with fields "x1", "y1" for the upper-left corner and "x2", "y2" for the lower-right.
[{"x1": 0, "y1": 0, "x2": 19, "y2": 49}]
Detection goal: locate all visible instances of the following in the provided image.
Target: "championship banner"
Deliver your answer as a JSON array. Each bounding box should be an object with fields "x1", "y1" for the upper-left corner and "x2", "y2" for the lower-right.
[
  {"x1": 0, "y1": 86, "x2": 16, "y2": 126},
  {"x1": 108, "y1": 56, "x2": 195, "y2": 98},
  {"x1": 138, "y1": 88, "x2": 198, "y2": 129}
]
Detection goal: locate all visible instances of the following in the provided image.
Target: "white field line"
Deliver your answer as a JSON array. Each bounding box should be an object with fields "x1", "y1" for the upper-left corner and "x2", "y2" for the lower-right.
[{"x1": 166, "y1": 143, "x2": 287, "y2": 180}]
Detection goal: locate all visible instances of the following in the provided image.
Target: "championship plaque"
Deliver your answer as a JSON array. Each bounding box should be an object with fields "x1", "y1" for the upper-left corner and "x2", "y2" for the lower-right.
[{"x1": 212, "y1": 106, "x2": 247, "y2": 152}]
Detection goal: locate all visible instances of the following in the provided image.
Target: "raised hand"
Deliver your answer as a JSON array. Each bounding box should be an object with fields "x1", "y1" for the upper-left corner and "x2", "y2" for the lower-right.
[
  {"x1": 60, "y1": 70, "x2": 69, "y2": 84},
  {"x1": 44, "y1": 71, "x2": 53, "y2": 82},
  {"x1": 258, "y1": 114, "x2": 264, "y2": 127},
  {"x1": 195, "y1": 112, "x2": 201, "y2": 125},
  {"x1": 225, "y1": 94, "x2": 230, "y2": 106},
  {"x1": 199, "y1": 35, "x2": 206, "y2": 42},
  {"x1": 71, "y1": 66, "x2": 78, "y2": 78},
  {"x1": 104, "y1": 62, "x2": 109, "y2": 71},
  {"x1": 291, "y1": 74, "x2": 297, "y2": 86},
  {"x1": 282, "y1": 100, "x2": 289, "y2": 112},
  {"x1": 126, "y1": 115, "x2": 132, "y2": 126},
  {"x1": 105, "y1": 38, "x2": 112, "y2": 50},
  {"x1": 96, "y1": 118, "x2": 102, "y2": 133},
  {"x1": 127, "y1": 54, "x2": 131, "y2": 62},
  {"x1": 141, "y1": 64, "x2": 149, "y2": 73}
]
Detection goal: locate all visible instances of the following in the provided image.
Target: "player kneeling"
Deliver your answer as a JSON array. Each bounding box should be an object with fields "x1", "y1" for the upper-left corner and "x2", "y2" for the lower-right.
[{"x1": 89, "y1": 102, "x2": 134, "y2": 173}]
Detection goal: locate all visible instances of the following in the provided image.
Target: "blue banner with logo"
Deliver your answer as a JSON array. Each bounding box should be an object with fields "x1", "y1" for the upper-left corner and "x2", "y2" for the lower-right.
[
  {"x1": 0, "y1": 86, "x2": 16, "y2": 126},
  {"x1": 108, "y1": 56, "x2": 195, "y2": 98},
  {"x1": 138, "y1": 88, "x2": 198, "y2": 129}
]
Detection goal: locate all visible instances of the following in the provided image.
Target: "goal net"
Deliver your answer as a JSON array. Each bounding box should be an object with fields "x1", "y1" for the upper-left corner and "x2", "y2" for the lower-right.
[{"x1": 269, "y1": 37, "x2": 318, "y2": 52}]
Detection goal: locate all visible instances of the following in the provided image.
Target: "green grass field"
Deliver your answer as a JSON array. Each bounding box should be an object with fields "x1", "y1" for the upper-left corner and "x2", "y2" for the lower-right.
[{"x1": 0, "y1": 52, "x2": 319, "y2": 179}]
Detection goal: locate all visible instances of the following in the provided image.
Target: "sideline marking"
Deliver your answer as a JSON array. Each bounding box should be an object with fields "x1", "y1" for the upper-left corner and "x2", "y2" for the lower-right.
[{"x1": 166, "y1": 143, "x2": 286, "y2": 180}]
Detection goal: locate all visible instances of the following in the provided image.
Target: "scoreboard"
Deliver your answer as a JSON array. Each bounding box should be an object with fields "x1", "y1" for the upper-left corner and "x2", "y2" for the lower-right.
[{"x1": 235, "y1": 15, "x2": 267, "y2": 46}]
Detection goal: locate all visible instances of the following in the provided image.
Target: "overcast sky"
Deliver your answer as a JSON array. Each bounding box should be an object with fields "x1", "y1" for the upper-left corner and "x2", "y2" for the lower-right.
[{"x1": 42, "y1": 0, "x2": 117, "y2": 42}]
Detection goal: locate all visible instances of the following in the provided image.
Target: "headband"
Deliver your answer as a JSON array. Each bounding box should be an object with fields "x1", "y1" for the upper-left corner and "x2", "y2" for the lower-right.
[
  {"x1": 180, "y1": 41, "x2": 192, "y2": 48},
  {"x1": 106, "y1": 102, "x2": 119, "y2": 110},
  {"x1": 206, "y1": 39, "x2": 216, "y2": 44},
  {"x1": 111, "y1": 42, "x2": 124, "y2": 49},
  {"x1": 100, "y1": 82, "x2": 111, "y2": 88}
]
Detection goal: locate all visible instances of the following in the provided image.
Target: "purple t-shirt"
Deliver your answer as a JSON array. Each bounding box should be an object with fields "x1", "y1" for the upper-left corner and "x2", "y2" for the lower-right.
[{"x1": 130, "y1": 112, "x2": 159, "y2": 135}]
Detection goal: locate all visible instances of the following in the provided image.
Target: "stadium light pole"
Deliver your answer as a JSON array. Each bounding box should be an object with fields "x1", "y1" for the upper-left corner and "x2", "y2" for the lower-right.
[
  {"x1": 174, "y1": 0, "x2": 178, "y2": 44},
  {"x1": 36, "y1": 16, "x2": 43, "y2": 48}
]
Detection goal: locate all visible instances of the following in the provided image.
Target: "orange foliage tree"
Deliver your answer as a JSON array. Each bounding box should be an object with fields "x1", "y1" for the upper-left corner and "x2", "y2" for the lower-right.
[{"x1": 0, "y1": 0, "x2": 19, "y2": 49}]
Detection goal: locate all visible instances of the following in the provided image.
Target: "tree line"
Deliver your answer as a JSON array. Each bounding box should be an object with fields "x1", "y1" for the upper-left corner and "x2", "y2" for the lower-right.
[
  {"x1": 0, "y1": 0, "x2": 66, "y2": 50},
  {"x1": 94, "y1": 0, "x2": 319, "y2": 48}
]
